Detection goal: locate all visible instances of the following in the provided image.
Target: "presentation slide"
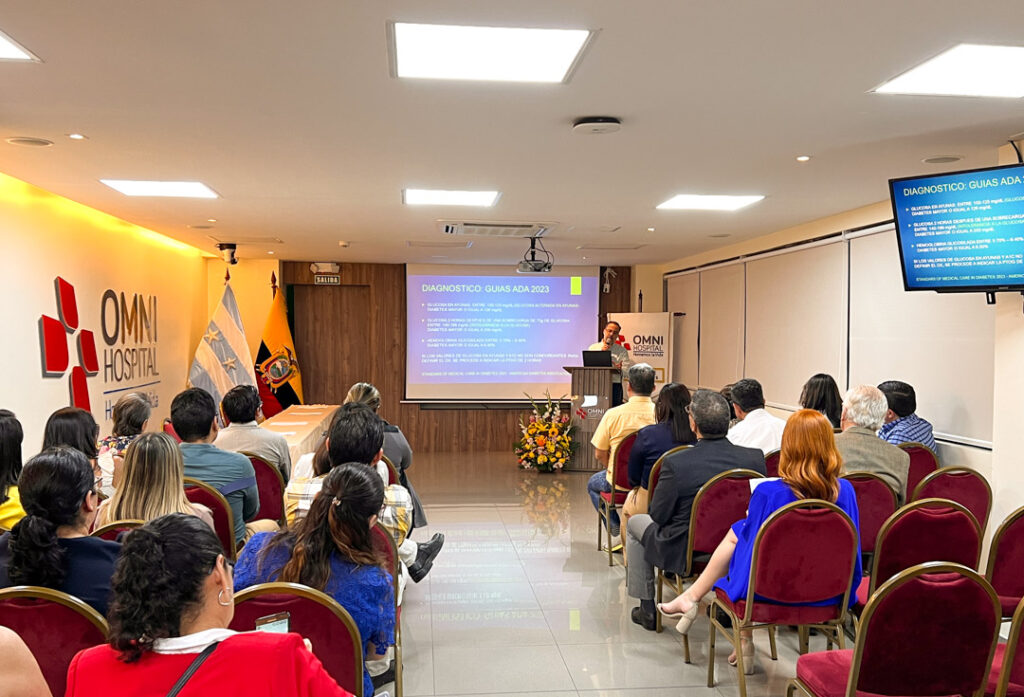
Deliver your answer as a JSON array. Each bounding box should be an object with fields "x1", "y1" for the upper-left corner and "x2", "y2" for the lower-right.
[
  {"x1": 406, "y1": 264, "x2": 600, "y2": 401},
  {"x1": 890, "y1": 164, "x2": 1024, "y2": 291}
]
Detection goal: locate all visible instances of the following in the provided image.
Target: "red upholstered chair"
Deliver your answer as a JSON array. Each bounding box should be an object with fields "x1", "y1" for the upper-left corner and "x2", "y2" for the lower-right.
[
  {"x1": 897, "y1": 441, "x2": 939, "y2": 502},
  {"x1": 912, "y1": 466, "x2": 992, "y2": 532},
  {"x1": 597, "y1": 430, "x2": 638, "y2": 566},
  {"x1": 0, "y1": 586, "x2": 109, "y2": 697},
  {"x1": 854, "y1": 498, "x2": 981, "y2": 613},
  {"x1": 244, "y1": 453, "x2": 286, "y2": 525},
  {"x1": 707, "y1": 500, "x2": 859, "y2": 697},
  {"x1": 656, "y1": 466, "x2": 762, "y2": 646},
  {"x1": 986, "y1": 505, "x2": 1024, "y2": 619},
  {"x1": 764, "y1": 449, "x2": 781, "y2": 478},
  {"x1": 646, "y1": 445, "x2": 691, "y2": 501},
  {"x1": 841, "y1": 473, "x2": 897, "y2": 556},
  {"x1": 184, "y1": 476, "x2": 237, "y2": 560},
  {"x1": 789, "y1": 562, "x2": 1000, "y2": 697},
  {"x1": 230, "y1": 582, "x2": 365, "y2": 697},
  {"x1": 987, "y1": 595, "x2": 1024, "y2": 697},
  {"x1": 162, "y1": 417, "x2": 182, "y2": 443},
  {"x1": 381, "y1": 455, "x2": 400, "y2": 486},
  {"x1": 371, "y1": 522, "x2": 403, "y2": 697},
  {"x1": 90, "y1": 518, "x2": 146, "y2": 541}
]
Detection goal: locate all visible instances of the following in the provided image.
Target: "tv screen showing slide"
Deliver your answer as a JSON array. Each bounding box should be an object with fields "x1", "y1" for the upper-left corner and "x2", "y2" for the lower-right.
[
  {"x1": 890, "y1": 163, "x2": 1024, "y2": 292},
  {"x1": 406, "y1": 264, "x2": 600, "y2": 401}
]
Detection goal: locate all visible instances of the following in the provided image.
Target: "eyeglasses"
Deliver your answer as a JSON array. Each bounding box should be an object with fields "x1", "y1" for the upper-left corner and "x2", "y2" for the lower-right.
[{"x1": 684, "y1": 405, "x2": 692, "y2": 415}]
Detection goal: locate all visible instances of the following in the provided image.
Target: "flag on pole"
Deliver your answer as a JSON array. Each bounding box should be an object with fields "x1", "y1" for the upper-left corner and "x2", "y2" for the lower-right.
[
  {"x1": 254, "y1": 273, "x2": 303, "y2": 417},
  {"x1": 188, "y1": 278, "x2": 257, "y2": 409}
]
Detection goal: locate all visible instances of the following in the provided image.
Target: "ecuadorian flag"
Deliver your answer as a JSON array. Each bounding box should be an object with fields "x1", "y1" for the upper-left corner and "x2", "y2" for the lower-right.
[{"x1": 255, "y1": 278, "x2": 303, "y2": 417}]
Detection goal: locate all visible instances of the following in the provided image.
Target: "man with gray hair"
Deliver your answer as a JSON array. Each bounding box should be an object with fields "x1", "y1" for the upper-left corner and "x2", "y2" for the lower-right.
[
  {"x1": 625, "y1": 389, "x2": 765, "y2": 630},
  {"x1": 835, "y1": 385, "x2": 911, "y2": 503}
]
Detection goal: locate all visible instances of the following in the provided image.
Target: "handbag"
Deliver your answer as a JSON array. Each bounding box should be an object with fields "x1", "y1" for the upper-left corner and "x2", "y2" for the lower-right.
[{"x1": 165, "y1": 642, "x2": 220, "y2": 697}]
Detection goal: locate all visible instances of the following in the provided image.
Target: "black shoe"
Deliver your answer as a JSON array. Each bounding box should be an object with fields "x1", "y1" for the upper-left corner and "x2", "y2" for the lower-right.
[
  {"x1": 408, "y1": 532, "x2": 444, "y2": 583},
  {"x1": 370, "y1": 660, "x2": 396, "y2": 690},
  {"x1": 631, "y1": 606, "x2": 657, "y2": 631}
]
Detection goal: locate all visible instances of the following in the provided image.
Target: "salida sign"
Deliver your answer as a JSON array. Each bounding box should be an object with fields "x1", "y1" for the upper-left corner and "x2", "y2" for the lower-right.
[{"x1": 39, "y1": 276, "x2": 160, "y2": 414}]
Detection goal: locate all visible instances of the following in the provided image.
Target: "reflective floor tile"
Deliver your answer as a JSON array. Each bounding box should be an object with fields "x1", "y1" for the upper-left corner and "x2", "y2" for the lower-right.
[
  {"x1": 432, "y1": 608, "x2": 556, "y2": 648},
  {"x1": 433, "y1": 645, "x2": 576, "y2": 695},
  {"x1": 428, "y1": 581, "x2": 541, "y2": 612},
  {"x1": 559, "y1": 641, "x2": 708, "y2": 690},
  {"x1": 544, "y1": 608, "x2": 686, "y2": 646}
]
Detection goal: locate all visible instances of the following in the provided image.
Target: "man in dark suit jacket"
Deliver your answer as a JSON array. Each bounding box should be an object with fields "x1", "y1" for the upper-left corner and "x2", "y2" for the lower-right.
[{"x1": 625, "y1": 389, "x2": 766, "y2": 630}]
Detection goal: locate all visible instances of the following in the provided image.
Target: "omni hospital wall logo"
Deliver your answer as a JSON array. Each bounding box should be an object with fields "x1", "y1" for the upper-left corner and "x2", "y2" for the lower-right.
[{"x1": 38, "y1": 277, "x2": 99, "y2": 410}]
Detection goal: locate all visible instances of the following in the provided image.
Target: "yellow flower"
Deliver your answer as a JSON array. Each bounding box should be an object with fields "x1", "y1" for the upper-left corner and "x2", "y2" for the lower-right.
[{"x1": 538, "y1": 455, "x2": 548, "y2": 464}]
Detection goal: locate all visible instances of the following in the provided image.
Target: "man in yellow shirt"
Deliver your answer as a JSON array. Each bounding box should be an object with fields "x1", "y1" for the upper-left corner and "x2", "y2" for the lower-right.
[{"x1": 588, "y1": 363, "x2": 657, "y2": 542}]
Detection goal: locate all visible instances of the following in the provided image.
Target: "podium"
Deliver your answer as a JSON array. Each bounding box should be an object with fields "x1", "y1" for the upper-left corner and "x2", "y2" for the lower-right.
[{"x1": 563, "y1": 366, "x2": 619, "y2": 472}]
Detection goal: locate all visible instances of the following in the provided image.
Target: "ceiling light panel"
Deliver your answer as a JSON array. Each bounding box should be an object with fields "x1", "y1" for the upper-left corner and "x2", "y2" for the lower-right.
[
  {"x1": 403, "y1": 189, "x2": 500, "y2": 206},
  {"x1": 101, "y1": 180, "x2": 219, "y2": 198},
  {"x1": 875, "y1": 44, "x2": 1024, "y2": 98},
  {"x1": 392, "y1": 22, "x2": 591, "y2": 83},
  {"x1": 656, "y1": 194, "x2": 764, "y2": 211},
  {"x1": 0, "y1": 30, "x2": 37, "y2": 61}
]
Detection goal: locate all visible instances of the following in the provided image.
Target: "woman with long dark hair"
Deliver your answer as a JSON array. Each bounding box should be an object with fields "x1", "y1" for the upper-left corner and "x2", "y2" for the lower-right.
[
  {"x1": 657, "y1": 410, "x2": 861, "y2": 673},
  {"x1": 42, "y1": 407, "x2": 113, "y2": 495},
  {"x1": 65, "y1": 514, "x2": 348, "y2": 697},
  {"x1": 799, "y1": 373, "x2": 843, "y2": 429},
  {"x1": 0, "y1": 447, "x2": 119, "y2": 615},
  {"x1": 235, "y1": 462, "x2": 394, "y2": 697},
  {"x1": 0, "y1": 410, "x2": 26, "y2": 530}
]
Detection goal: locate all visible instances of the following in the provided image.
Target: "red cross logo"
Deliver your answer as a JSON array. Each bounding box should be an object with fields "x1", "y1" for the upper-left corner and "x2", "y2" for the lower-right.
[{"x1": 38, "y1": 277, "x2": 99, "y2": 410}]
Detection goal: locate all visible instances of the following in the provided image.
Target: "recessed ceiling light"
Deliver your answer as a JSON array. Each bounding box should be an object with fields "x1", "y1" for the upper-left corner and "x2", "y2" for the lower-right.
[
  {"x1": 403, "y1": 189, "x2": 500, "y2": 207},
  {"x1": 0, "y1": 30, "x2": 37, "y2": 61},
  {"x1": 656, "y1": 194, "x2": 764, "y2": 211},
  {"x1": 922, "y1": 155, "x2": 963, "y2": 164},
  {"x1": 207, "y1": 218, "x2": 217, "y2": 223},
  {"x1": 101, "y1": 180, "x2": 219, "y2": 198},
  {"x1": 392, "y1": 22, "x2": 592, "y2": 83},
  {"x1": 647, "y1": 227, "x2": 655, "y2": 232},
  {"x1": 6, "y1": 136, "x2": 53, "y2": 147},
  {"x1": 67, "y1": 133, "x2": 87, "y2": 140},
  {"x1": 874, "y1": 44, "x2": 1024, "y2": 98},
  {"x1": 338, "y1": 241, "x2": 350, "y2": 248},
  {"x1": 796, "y1": 155, "x2": 811, "y2": 162},
  {"x1": 267, "y1": 251, "x2": 275, "y2": 255}
]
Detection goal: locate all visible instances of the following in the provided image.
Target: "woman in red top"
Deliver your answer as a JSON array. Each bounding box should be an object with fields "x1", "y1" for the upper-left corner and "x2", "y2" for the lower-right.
[{"x1": 66, "y1": 513, "x2": 352, "y2": 697}]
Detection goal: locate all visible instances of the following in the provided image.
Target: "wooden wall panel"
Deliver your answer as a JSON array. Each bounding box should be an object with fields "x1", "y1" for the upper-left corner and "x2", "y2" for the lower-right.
[
  {"x1": 293, "y1": 285, "x2": 371, "y2": 403},
  {"x1": 598, "y1": 265, "x2": 632, "y2": 336}
]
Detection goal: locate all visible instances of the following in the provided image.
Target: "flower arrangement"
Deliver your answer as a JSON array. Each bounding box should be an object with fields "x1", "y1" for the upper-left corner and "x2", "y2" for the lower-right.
[{"x1": 515, "y1": 392, "x2": 576, "y2": 472}]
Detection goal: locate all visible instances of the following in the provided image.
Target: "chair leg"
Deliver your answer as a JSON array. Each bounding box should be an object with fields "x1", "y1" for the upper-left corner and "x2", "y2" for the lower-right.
[
  {"x1": 733, "y1": 623, "x2": 748, "y2": 697},
  {"x1": 707, "y1": 604, "x2": 718, "y2": 687},
  {"x1": 596, "y1": 508, "x2": 602, "y2": 551},
  {"x1": 394, "y1": 625, "x2": 404, "y2": 697},
  {"x1": 768, "y1": 625, "x2": 778, "y2": 660},
  {"x1": 655, "y1": 570, "x2": 664, "y2": 633},
  {"x1": 683, "y1": 634, "x2": 691, "y2": 664},
  {"x1": 798, "y1": 625, "x2": 809, "y2": 654},
  {"x1": 833, "y1": 624, "x2": 845, "y2": 650},
  {"x1": 607, "y1": 505, "x2": 614, "y2": 566}
]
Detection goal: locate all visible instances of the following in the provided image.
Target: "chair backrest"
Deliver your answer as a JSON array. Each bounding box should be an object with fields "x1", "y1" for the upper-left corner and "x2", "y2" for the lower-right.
[
  {"x1": 610, "y1": 431, "x2": 639, "y2": 489},
  {"x1": 684, "y1": 468, "x2": 763, "y2": 575},
  {"x1": 841, "y1": 473, "x2": 898, "y2": 555},
  {"x1": 911, "y1": 466, "x2": 992, "y2": 531},
  {"x1": 994, "y1": 596, "x2": 1024, "y2": 697},
  {"x1": 764, "y1": 449, "x2": 781, "y2": 478},
  {"x1": 869, "y1": 498, "x2": 981, "y2": 596},
  {"x1": 897, "y1": 441, "x2": 939, "y2": 500},
  {"x1": 381, "y1": 455, "x2": 400, "y2": 486},
  {"x1": 370, "y1": 522, "x2": 400, "y2": 615},
  {"x1": 90, "y1": 518, "x2": 146, "y2": 541},
  {"x1": 244, "y1": 453, "x2": 286, "y2": 525},
  {"x1": 986, "y1": 505, "x2": 1024, "y2": 609},
  {"x1": 647, "y1": 445, "x2": 691, "y2": 498},
  {"x1": 850, "y1": 562, "x2": 1000, "y2": 697},
  {"x1": 161, "y1": 417, "x2": 182, "y2": 443},
  {"x1": 183, "y1": 476, "x2": 237, "y2": 560},
  {"x1": 229, "y1": 582, "x2": 364, "y2": 697},
  {"x1": 0, "y1": 586, "x2": 109, "y2": 697},
  {"x1": 744, "y1": 500, "x2": 858, "y2": 619}
]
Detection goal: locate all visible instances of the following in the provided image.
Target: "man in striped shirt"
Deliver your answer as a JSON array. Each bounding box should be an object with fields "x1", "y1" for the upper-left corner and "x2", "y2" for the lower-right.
[{"x1": 876, "y1": 380, "x2": 936, "y2": 450}]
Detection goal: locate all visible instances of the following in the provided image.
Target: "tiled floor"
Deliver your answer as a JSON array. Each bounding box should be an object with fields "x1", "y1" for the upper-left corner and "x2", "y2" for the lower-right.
[{"x1": 399, "y1": 452, "x2": 828, "y2": 697}]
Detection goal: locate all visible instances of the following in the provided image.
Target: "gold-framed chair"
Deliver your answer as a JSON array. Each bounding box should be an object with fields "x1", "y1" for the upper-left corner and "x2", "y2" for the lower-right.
[
  {"x1": 90, "y1": 518, "x2": 146, "y2": 541},
  {"x1": 183, "y1": 476, "x2": 237, "y2": 560},
  {"x1": 896, "y1": 441, "x2": 940, "y2": 502},
  {"x1": 911, "y1": 466, "x2": 992, "y2": 532},
  {"x1": 370, "y1": 521, "x2": 403, "y2": 697},
  {"x1": 381, "y1": 454, "x2": 401, "y2": 487},
  {"x1": 597, "y1": 430, "x2": 638, "y2": 566},
  {"x1": 243, "y1": 452, "x2": 287, "y2": 526},
  {"x1": 984, "y1": 504, "x2": 1024, "y2": 619}
]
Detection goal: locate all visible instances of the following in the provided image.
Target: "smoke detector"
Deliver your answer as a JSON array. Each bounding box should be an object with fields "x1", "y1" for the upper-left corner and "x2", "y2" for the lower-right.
[{"x1": 572, "y1": 116, "x2": 622, "y2": 135}]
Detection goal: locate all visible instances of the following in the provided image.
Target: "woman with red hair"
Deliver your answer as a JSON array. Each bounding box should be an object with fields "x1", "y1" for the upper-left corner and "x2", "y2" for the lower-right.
[{"x1": 657, "y1": 409, "x2": 861, "y2": 671}]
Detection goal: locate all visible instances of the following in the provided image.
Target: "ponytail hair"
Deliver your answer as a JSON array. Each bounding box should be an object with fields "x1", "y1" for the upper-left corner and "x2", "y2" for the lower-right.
[
  {"x1": 260, "y1": 463, "x2": 384, "y2": 590},
  {"x1": 778, "y1": 409, "x2": 843, "y2": 501},
  {"x1": 107, "y1": 513, "x2": 223, "y2": 662},
  {"x1": 8, "y1": 447, "x2": 95, "y2": 588},
  {"x1": 0, "y1": 409, "x2": 24, "y2": 505}
]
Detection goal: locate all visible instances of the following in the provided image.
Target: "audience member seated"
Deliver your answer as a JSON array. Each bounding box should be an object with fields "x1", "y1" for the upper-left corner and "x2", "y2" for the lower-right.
[
  {"x1": 214, "y1": 385, "x2": 292, "y2": 481},
  {"x1": 236, "y1": 463, "x2": 395, "y2": 697},
  {"x1": 0, "y1": 626, "x2": 50, "y2": 697},
  {"x1": 720, "y1": 384, "x2": 739, "y2": 427},
  {"x1": 877, "y1": 380, "x2": 936, "y2": 449},
  {"x1": 727, "y1": 378, "x2": 787, "y2": 454},
  {"x1": 42, "y1": 407, "x2": 110, "y2": 497},
  {"x1": 587, "y1": 363, "x2": 658, "y2": 542},
  {"x1": 97, "y1": 392, "x2": 150, "y2": 460},
  {"x1": 799, "y1": 373, "x2": 843, "y2": 429},
  {"x1": 835, "y1": 385, "x2": 911, "y2": 503},
  {"x1": 621, "y1": 383, "x2": 697, "y2": 550},
  {"x1": 344, "y1": 382, "x2": 427, "y2": 528},
  {"x1": 171, "y1": 388, "x2": 277, "y2": 546},
  {"x1": 96, "y1": 432, "x2": 214, "y2": 529},
  {"x1": 658, "y1": 410, "x2": 862, "y2": 671},
  {"x1": 65, "y1": 514, "x2": 350, "y2": 697},
  {"x1": 0, "y1": 410, "x2": 26, "y2": 530},
  {"x1": 284, "y1": 402, "x2": 444, "y2": 584},
  {"x1": 625, "y1": 390, "x2": 765, "y2": 630},
  {"x1": 0, "y1": 447, "x2": 119, "y2": 615}
]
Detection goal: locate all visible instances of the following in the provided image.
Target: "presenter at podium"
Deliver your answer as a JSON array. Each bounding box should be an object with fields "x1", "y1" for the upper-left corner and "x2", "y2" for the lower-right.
[{"x1": 589, "y1": 321, "x2": 632, "y2": 406}]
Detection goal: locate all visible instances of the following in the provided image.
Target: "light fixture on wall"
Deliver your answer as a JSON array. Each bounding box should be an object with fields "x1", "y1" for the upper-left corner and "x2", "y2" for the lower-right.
[{"x1": 310, "y1": 262, "x2": 340, "y2": 274}]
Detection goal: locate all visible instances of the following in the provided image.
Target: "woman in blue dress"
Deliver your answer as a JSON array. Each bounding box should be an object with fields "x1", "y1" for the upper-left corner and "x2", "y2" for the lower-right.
[
  {"x1": 235, "y1": 462, "x2": 395, "y2": 696},
  {"x1": 657, "y1": 409, "x2": 861, "y2": 673}
]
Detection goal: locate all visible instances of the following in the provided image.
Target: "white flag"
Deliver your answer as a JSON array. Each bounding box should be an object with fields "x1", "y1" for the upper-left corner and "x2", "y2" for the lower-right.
[{"x1": 188, "y1": 283, "x2": 256, "y2": 408}]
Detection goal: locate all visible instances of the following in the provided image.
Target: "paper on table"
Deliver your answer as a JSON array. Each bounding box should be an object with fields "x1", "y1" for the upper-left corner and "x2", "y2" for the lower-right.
[
  {"x1": 266, "y1": 421, "x2": 308, "y2": 426},
  {"x1": 274, "y1": 431, "x2": 297, "y2": 436}
]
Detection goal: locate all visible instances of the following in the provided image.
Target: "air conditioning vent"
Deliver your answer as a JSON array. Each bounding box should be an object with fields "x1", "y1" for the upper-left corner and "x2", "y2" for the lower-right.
[
  {"x1": 437, "y1": 220, "x2": 555, "y2": 237},
  {"x1": 576, "y1": 243, "x2": 646, "y2": 251}
]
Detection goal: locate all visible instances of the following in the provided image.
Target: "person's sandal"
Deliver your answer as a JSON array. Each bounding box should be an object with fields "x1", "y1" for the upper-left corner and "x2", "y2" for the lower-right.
[
  {"x1": 727, "y1": 638, "x2": 755, "y2": 675},
  {"x1": 657, "y1": 595, "x2": 698, "y2": 635}
]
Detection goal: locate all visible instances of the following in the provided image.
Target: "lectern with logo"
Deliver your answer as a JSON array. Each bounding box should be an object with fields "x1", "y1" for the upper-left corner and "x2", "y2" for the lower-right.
[{"x1": 563, "y1": 366, "x2": 618, "y2": 471}]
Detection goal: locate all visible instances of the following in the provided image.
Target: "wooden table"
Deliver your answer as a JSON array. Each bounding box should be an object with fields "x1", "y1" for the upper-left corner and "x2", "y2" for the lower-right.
[{"x1": 259, "y1": 404, "x2": 338, "y2": 464}]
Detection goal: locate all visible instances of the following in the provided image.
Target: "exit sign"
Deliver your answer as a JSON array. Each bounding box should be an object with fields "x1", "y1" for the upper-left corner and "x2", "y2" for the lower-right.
[{"x1": 314, "y1": 274, "x2": 340, "y2": 285}]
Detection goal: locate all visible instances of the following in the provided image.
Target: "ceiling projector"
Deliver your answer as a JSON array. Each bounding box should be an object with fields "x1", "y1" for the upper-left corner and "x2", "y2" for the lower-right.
[{"x1": 517, "y1": 259, "x2": 553, "y2": 273}]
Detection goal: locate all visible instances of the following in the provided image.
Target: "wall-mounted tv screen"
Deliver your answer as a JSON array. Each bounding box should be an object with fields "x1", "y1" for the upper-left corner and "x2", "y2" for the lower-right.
[{"x1": 889, "y1": 163, "x2": 1024, "y2": 292}]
